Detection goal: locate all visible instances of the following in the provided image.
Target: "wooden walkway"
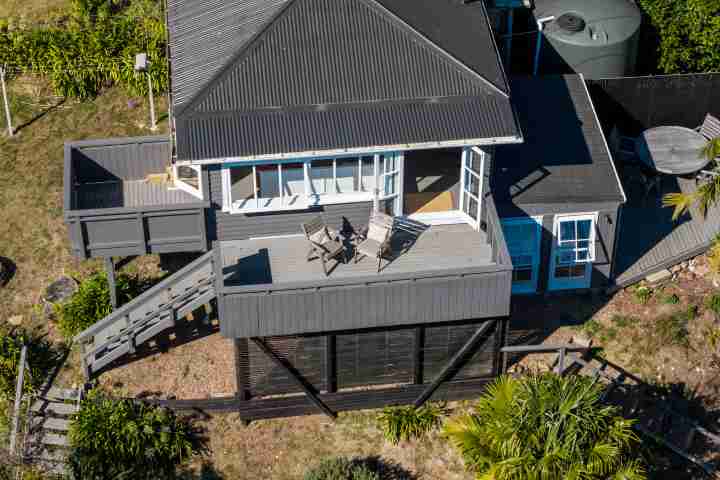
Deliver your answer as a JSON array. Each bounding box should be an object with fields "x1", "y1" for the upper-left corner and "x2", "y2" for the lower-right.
[
  {"x1": 75, "y1": 180, "x2": 197, "y2": 210},
  {"x1": 613, "y1": 174, "x2": 720, "y2": 287}
]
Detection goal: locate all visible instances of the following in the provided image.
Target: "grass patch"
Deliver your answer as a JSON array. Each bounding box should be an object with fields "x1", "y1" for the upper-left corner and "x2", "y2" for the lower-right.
[
  {"x1": 581, "y1": 318, "x2": 603, "y2": 338},
  {"x1": 656, "y1": 307, "x2": 697, "y2": 347},
  {"x1": 304, "y1": 457, "x2": 379, "y2": 480},
  {"x1": 705, "y1": 293, "x2": 720, "y2": 315},
  {"x1": 660, "y1": 293, "x2": 680, "y2": 305},
  {"x1": 610, "y1": 314, "x2": 639, "y2": 329}
]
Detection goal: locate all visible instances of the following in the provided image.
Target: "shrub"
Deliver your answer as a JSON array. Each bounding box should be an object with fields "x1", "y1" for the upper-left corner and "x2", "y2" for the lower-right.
[
  {"x1": 581, "y1": 318, "x2": 603, "y2": 338},
  {"x1": 444, "y1": 374, "x2": 646, "y2": 479},
  {"x1": 54, "y1": 272, "x2": 150, "y2": 338},
  {"x1": 661, "y1": 293, "x2": 680, "y2": 305},
  {"x1": 0, "y1": 329, "x2": 59, "y2": 399},
  {"x1": 705, "y1": 294, "x2": 720, "y2": 315},
  {"x1": 633, "y1": 286, "x2": 653, "y2": 305},
  {"x1": 708, "y1": 236, "x2": 720, "y2": 275},
  {"x1": 304, "y1": 458, "x2": 379, "y2": 480},
  {"x1": 68, "y1": 390, "x2": 196, "y2": 480},
  {"x1": 0, "y1": 0, "x2": 168, "y2": 99},
  {"x1": 377, "y1": 403, "x2": 444, "y2": 445}
]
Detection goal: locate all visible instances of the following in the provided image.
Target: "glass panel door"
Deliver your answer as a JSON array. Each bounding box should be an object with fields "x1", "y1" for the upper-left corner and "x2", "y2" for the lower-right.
[
  {"x1": 502, "y1": 218, "x2": 542, "y2": 294},
  {"x1": 173, "y1": 164, "x2": 203, "y2": 199},
  {"x1": 460, "y1": 148, "x2": 483, "y2": 229},
  {"x1": 379, "y1": 153, "x2": 403, "y2": 215}
]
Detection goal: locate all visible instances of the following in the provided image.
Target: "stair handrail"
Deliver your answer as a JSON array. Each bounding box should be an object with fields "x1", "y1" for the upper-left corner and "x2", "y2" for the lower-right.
[
  {"x1": 500, "y1": 342, "x2": 592, "y2": 374},
  {"x1": 9, "y1": 345, "x2": 28, "y2": 456},
  {"x1": 74, "y1": 250, "x2": 216, "y2": 343}
]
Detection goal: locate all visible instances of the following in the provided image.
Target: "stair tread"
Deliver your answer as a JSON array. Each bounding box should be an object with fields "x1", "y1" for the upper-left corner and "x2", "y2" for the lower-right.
[
  {"x1": 32, "y1": 401, "x2": 76, "y2": 416},
  {"x1": 36, "y1": 448, "x2": 68, "y2": 462},
  {"x1": 40, "y1": 433, "x2": 69, "y2": 447},
  {"x1": 43, "y1": 387, "x2": 79, "y2": 401},
  {"x1": 32, "y1": 416, "x2": 71, "y2": 431}
]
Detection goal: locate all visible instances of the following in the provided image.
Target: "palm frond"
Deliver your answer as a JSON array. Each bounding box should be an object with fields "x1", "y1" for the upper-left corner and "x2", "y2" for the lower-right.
[{"x1": 662, "y1": 192, "x2": 696, "y2": 220}]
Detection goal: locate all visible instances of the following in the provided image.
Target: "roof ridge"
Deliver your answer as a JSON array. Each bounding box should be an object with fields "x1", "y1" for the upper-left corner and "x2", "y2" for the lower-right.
[
  {"x1": 173, "y1": 0, "x2": 299, "y2": 118},
  {"x1": 366, "y1": 0, "x2": 509, "y2": 99}
]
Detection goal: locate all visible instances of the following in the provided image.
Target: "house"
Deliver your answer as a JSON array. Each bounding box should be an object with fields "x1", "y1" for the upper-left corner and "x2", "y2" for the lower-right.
[{"x1": 63, "y1": 0, "x2": 624, "y2": 420}]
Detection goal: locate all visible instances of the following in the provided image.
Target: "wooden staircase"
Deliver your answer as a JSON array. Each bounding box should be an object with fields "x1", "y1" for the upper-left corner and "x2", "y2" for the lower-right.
[
  {"x1": 24, "y1": 387, "x2": 81, "y2": 477},
  {"x1": 561, "y1": 352, "x2": 720, "y2": 478},
  {"x1": 75, "y1": 250, "x2": 218, "y2": 378}
]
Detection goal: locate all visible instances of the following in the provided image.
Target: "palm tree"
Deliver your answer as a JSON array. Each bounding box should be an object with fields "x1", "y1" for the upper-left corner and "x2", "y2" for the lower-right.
[
  {"x1": 663, "y1": 137, "x2": 720, "y2": 220},
  {"x1": 444, "y1": 373, "x2": 646, "y2": 480}
]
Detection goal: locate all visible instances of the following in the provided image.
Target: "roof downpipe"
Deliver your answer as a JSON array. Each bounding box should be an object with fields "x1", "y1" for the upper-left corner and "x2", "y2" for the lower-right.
[{"x1": 533, "y1": 15, "x2": 555, "y2": 76}]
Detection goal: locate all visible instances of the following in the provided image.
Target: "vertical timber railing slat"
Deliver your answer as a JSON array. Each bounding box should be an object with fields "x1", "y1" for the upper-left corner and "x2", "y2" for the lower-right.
[
  {"x1": 234, "y1": 338, "x2": 251, "y2": 401},
  {"x1": 413, "y1": 326, "x2": 424, "y2": 385},
  {"x1": 413, "y1": 319, "x2": 497, "y2": 408}
]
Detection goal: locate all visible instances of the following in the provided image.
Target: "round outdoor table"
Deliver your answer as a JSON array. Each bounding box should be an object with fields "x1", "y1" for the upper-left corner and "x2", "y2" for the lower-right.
[{"x1": 636, "y1": 126, "x2": 708, "y2": 175}]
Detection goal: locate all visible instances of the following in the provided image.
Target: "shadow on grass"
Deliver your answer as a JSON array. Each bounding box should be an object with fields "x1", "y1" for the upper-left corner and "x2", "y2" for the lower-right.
[
  {"x1": 13, "y1": 99, "x2": 66, "y2": 134},
  {"x1": 352, "y1": 456, "x2": 418, "y2": 480},
  {"x1": 177, "y1": 461, "x2": 225, "y2": 479},
  {"x1": 0, "y1": 256, "x2": 16, "y2": 287}
]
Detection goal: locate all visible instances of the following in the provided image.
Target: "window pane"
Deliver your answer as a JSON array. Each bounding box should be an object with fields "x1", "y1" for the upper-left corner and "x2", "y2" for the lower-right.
[
  {"x1": 281, "y1": 163, "x2": 305, "y2": 206},
  {"x1": 382, "y1": 196, "x2": 397, "y2": 215},
  {"x1": 256, "y1": 165, "x2": 280, "y2": 207},
  {"x1": 384, "y1": 172, "x2": 397, "y2": 196},
  {"x1": 465, "y1": 170, "x2": 480, "y2": 197},
  {"x1": 464, "y1": 195, "x2": 479, "y2": 220},
  {"x1": 310, "y1": 160, "x2": 334, "y2": 195},
  {"x1": 576, "y1": 249, "x2": 589, "y2": 261},
  {"x1": 383, "y1": 155, "x2": 397, "y2": 173},
  {"x1": 578, "y1": 219, "x2": 592, "y2": 240},
  {"x1": 513, "y1": 267, "x2": 533, "y2": 282},
  {"x1": 177, "y1": 165, "x2": 200, "y2": 190},
  {"x1": 230, "y1": 166, "x2": 255, "y2": 209},
  {"x1": 558, "y1": 249, "x2": 574, "y2": 265},
  {"x1": 559, "y1": 220, "x2": 576, "y2": 242},
  {"x1": 361, "y1": 156, "x2": 374, "y2": 192},
  {"x1": 467, "y1": 150, "x2": 482, "y2": 174},
  {"x1": 336, "y1": 158, "x2": 358, "y2": 194}
]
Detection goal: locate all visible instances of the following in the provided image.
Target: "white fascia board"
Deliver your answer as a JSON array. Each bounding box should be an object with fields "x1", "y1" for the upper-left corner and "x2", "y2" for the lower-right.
[{"x1": 175, "y1": 135, "x2": 524, "y2": 166}]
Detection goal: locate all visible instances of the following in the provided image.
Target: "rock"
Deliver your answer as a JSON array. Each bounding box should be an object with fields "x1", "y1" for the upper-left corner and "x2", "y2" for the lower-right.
[
  {"x1": 8, "y1": 315, "x2": 23, "y2": 326},
  {"x1": 692, "y1": 264, "x2": 711, "y2": 277},
  {"x1": 670, "y1": 264, "x2": 684, "y2": 274},
  {"x1": 645, "y1": 269, "x2": 672, "y2": 284},
  {"x1": 43, "y1": 276, "x2": 78, "y2": 304}
]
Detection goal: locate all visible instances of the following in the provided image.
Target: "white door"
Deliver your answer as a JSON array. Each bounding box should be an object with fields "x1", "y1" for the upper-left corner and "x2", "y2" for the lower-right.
[
  {"x1": 173, "y1": 164, "x2": 203, "y2": 199},
  {"x1": 378, "y1": 153, "x2": 403, "y2": 216},
  {"x1": 548, "y1": 214, "x2": 596, "y2": 290},
  {"x1": 502, "y1": 218, "x2": 542, "y2": 294},
  {"x1": 459, "y1": 148, "x2": 484, "y2": 230}
]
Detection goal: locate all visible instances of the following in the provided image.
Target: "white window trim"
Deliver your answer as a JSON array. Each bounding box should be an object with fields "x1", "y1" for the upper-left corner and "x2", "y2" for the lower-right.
[
  {"x1": 553, "y1": 213, "x2": 597, "y2": 264},
  {"x1": 459, "y1": 147, "x2": 485, "y2": 230},
  {"x1": 221, "y1": 155, "x2": 385, "y2": 214},
  {"x1": 548, "y1": 212, "x2": 598, "y2": 291},
  {"x1": 502, "y1": 216, "x2": 543, "y2": 294},
  {"x1": 173, "y1": 164, "x2": 203, "y2": 200}
]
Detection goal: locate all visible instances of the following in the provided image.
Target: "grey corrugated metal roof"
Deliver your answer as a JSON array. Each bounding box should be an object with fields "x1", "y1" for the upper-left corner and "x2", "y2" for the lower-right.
[
  {"x1": 492, "y1": 75, "x2": 625, "y2": 207},
  {"x1": 167, "y1": 0, "x2": 290, "y2": 107},
  {"x1": 177, "y1": 95, "x2": 519, "y2": 160},
  {"x1": 170, "y1": 0, "x2": 519, "y2": 161}
]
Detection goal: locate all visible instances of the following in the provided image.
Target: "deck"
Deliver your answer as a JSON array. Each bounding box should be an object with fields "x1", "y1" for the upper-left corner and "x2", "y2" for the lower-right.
[
  {"x1": 613, "y1": 171, "x2": 720, "y2": 287},
  {"x1": 75, "y1": 180, "x2": 197, "y2": 210},
  {"x1": 221, "y1": 224, "x2": 493, "y2": 287}
]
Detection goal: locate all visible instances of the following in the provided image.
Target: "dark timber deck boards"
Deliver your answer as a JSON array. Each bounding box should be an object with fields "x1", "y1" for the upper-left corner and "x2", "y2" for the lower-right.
[
  {"x1": 613, "y1": 175, "x2": 720, "y2": 286},
  {"x1": 221, "y1": 224, "x2": 494, "y2": 286},
  {"x1": 75, "y1": 180, "x2": 197, "y2": 209}
]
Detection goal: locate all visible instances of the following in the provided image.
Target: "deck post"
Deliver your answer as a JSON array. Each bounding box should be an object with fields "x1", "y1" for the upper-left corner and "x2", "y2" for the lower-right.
[
  {"x1": 251, "y1": 337, "x2": 336, "y2": 419},
  {"x1": 413, "y1": 319, "x2": 496, "y2": 408},
  {"x1": 325, "y1": 334, "x2": 337, "y2": 393},
  {"x1": 413, "y1": 327, "x2": 424, "y2": 384},
  {"x1": 105, "y1": 257, "x2": 117, "y2": 310}
]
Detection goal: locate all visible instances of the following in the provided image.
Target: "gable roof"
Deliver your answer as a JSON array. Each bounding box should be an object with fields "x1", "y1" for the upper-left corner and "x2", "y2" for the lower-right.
[{"x1": 169, "y1": 0, "x2": 520, "y2": 161}]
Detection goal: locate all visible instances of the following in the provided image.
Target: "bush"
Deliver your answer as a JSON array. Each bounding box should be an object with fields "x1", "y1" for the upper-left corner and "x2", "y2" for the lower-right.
[
  {"x1": 708, "y1": 236, "x2": 720, "y2": 275},
  {"x1": 0, "y1": 0, "x2": 167, "y2": 99},
  {"x1": 705, "y1": 294, "x2": 720, "y2": 315},
  {"x1": 656, "y1": 307, "x2": 696, "y2": 346},
  {"x1": 54, "y1": 272, "x2": 150, "y2": 338},
  {"x1": 638, "y1": 0, "x2": 720, "y2": 74},
  {"x1": 444, "y1": 374, "x2": 646, "y2": 479},
  {"x1": 304, "y1": 458, "x2": 379, "y2": 480},
  {"x1": 633, "y1": 286, "x2": 653, "y2": 304},
  {"x1": 0, "y1": 329, "x2": 59, "y2": 399},
  {"x1": 68, "y1": 390, "x2": 196, "y2": 480},
  {"x1": 611, "y1": 314, "x2": 639, "y2": 328},
  {"x1": 377, "y1": 403, "x2": 444, "y2": 445},
  {"x1": 661, "y1": 293, "x2": 680, "y2": 305}
]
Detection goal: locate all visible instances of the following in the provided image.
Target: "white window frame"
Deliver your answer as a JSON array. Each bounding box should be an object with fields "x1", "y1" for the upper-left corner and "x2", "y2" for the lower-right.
[
  {"x1": 222, "y1": 155, "x2": 380, "y2": 214},
  {"x1": 378, "y1": 153, "x2": 404, "y2": 216},
  {"x1": 555, "y1": 213, "x2": 597, "y2": 264},
  {"x1": 173, "y1": 164, "x2": 203, "y2": 200},
  {"x1": 502, "y1": 216, "x2": 542, "y2": 294},
  {"x1": 548, "y1": 213, "x2": 597, "y2": 291}
]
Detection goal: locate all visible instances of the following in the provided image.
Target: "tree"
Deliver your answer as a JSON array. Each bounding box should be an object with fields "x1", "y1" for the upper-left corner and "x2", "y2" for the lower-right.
[
  {"x1": 444, "y1": 374, "x2": 646, "y2": 480},
  {"x1": 638, "y1": 0, "x2": 720, "y2": 74},
  {"x1": 663, "y1": 137, "x2": 720, "y2": 219}
]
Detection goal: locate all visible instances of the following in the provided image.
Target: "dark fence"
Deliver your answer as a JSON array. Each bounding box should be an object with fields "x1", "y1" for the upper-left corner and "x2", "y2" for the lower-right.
[{"x1": 587, "y1": 73, "x2": 720, "y2": 137}]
